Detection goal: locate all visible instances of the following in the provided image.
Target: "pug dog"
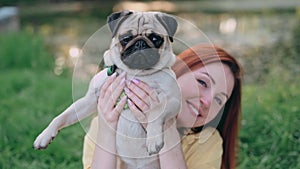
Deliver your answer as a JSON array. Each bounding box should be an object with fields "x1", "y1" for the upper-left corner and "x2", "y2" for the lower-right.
[{"x1": 33, "y1": 11, "x2": 181, "y2": 169}]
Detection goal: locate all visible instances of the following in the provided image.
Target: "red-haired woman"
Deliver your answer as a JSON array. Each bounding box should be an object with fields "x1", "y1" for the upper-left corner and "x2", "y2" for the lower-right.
[{"x1": 83, "y1": 44, "x2": 243, "y2": 169}]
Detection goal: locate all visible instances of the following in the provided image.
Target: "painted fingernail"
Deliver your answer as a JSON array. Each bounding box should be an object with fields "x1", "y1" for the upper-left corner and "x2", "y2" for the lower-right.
[
  {"x1": 126, "y1": 80, "x2": 131, "y2": 86},
  {"x1": 128, "y1": 99, "x2": 133, "y2": 106},
  {"x1": 124, "y1": 87, "x2": 130, "y2": 93},
  {"x1": 111, "y1": 72, "x2": 117, "y2": 78},
  {"x1": 132, "y1": 79, "x2": 139, "y2": 84}
]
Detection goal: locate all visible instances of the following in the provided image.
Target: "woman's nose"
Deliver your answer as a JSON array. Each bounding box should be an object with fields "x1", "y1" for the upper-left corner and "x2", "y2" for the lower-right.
[{"x1": 200, "y1": 96, "x2": 211, "y2": 109}]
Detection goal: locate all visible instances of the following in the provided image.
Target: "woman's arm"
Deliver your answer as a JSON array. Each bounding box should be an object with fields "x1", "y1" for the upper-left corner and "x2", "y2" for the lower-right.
[
  {"x1": 159, "y1": 140, "x2": 187, "y2": 169},
  {"x1": 159, "y1": 120, "x2": 187, "y2": 169},
  {"x1": 91, "y1": 123, "x2": 118, "y2": 169},
  {"x1": 91, "y1": 72, "x2": 127, "y2": 169}
]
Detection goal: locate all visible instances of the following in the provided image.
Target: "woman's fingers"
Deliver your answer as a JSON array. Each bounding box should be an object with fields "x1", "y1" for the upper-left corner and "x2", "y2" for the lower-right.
[
  {"x1": 98, "y1": 72, "x2": 126, "y2": 123},
  {"x1": 101, "y1": 72, "x2": 125, "y2": 107},
  {"x1": 105, "y1": 95, "x2": 127, "y2": 122},
  {"x1": 99, "y1": 74, "x2": 162, "y2": 127},
  {"x1": 126, "y1": 79, "x2": 159, "y2": 113},
  {"x1": 128, "y1": 99, "x2": 147, "y2": 129},
  {"x1": 128, "y1": 79, "x2": 159, "y2": 102},
  {"x1": 125, "y1": 87, "x2": 149, "y2": 112},
  {"x1": 99, "y1": 72, "x2": 117, "y2": 99},
  {"x1": 106, "y1": 72, "x2": 126, "y2": 105}
]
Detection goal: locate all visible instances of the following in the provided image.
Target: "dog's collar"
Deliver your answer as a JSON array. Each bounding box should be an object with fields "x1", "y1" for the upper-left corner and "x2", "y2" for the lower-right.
[{"x1": 106, "y1": 64, "x2": 118, "y2": 76}]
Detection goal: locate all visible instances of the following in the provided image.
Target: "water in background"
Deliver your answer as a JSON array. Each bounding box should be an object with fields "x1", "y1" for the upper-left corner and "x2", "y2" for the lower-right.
[{"x1": 19, "y1": 2, "x2": 299, "y2": 84}]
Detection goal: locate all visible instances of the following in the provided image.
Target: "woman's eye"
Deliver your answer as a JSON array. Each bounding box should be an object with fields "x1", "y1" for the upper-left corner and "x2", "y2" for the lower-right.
[
  {"x1": 215, "y1": 97, "x2": 223, "y2": 105},
  {"x1": 197, "y1": 79, "x2": 207, "y2": 87}
]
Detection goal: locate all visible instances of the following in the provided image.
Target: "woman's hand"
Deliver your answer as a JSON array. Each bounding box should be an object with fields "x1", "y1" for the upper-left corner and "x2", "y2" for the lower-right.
[
  {"x1": 125, "y1": 79, "x2": 159, "y2": 128},
  {"x1": 92, "y1": 72, "x2": 127, "y2": 169},
  {"x1": 97, "y1": 72, "x2": 127, "y2": 129}
]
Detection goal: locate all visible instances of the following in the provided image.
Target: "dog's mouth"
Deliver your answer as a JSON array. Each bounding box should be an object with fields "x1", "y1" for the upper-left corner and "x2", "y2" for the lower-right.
[
  {"x1": 119, "y1": 33, "x2": 163, "y2": 70},
  {"x1": 121, "y1": 47, "x2": 160, "y2": 70}
]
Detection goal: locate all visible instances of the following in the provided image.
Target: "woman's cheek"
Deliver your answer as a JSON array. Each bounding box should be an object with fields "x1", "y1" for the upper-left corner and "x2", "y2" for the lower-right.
[{"x1": 177, "y1": 104, "x2": 195, "y2": 128}]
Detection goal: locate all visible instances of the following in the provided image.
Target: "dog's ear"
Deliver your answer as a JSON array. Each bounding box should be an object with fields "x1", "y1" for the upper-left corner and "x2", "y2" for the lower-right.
[
  {"x1": 155, "y1": 13, "x2": 178, "y2": 42},
  {"x1": 107, "y1": 10, "x2": 133, "y2": 37}
]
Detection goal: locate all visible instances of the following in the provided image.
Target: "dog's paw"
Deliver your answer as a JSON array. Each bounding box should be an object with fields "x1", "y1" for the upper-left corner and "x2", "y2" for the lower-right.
[
  {"x1": 146, "y1": 136, "x2": 164, "y2": 156},
  {"x1": 33, "y1": 129, "x2": 58, "y2": 150}
]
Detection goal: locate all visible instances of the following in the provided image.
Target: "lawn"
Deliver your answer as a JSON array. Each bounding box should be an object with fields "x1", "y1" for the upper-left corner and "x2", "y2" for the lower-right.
[
  {"x1": 0, "y1": 32, "x2": 85, "y2": 169},
  {"x1": 0, "y1": 31, "x2": 299, "y2": 168},
  {"x1": 0, "y1": 70, "x2": 85, "y2": 169},
  {"x1": 239, "y1": 79, "x2": 300, "y2": 168}
]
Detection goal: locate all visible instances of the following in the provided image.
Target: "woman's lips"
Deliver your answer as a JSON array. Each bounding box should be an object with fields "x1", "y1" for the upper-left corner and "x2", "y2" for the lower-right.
[{"x1": 187, "y1": 101, "x2": 202, "y2": 117}]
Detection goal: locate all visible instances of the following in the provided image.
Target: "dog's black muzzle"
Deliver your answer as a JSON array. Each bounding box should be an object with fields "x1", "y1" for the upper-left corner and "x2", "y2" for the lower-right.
[{"x1": 121, "y1": 38, "x2": 161, "y2": 70}]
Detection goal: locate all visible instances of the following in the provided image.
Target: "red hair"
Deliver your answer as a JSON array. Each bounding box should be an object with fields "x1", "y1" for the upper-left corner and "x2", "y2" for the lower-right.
[{"x1": 172, "y1": 44, "x2": 243, "y2": 169}]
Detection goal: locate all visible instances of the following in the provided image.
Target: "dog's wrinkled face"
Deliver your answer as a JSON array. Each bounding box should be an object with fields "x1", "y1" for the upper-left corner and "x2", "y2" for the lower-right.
[
  {"x1": 104, "y1": 11, "x2": 178, "y2": 75},
  {"x1": 119, "y1": 30, "x2": 163, "y2": 69}
]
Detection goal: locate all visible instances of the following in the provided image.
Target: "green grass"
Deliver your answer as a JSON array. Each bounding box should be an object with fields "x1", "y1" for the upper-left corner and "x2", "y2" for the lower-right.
[
  {"x1": 1, "y1": 31, "x2": 299, "y2": 168},
  {"x1": 0, "y1": 32, "x2": 85, "y2": 169},
  {"x1": 0, "y1": 32, "x2": 54, "y2": 70},
  {"x1": 239, "y1": 75, "x2": 300, "y2": 168},
  {"x1": 0, "y1": 69, "x2": 86, "y2": 169}
]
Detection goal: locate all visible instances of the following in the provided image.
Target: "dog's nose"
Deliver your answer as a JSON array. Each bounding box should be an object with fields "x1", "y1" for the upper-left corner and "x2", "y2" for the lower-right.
[{"x1": 134, "y1": 40, "x2": 147, "y2": 50}]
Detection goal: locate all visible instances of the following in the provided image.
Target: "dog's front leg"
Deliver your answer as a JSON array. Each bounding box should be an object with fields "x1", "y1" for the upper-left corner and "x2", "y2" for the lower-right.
[
  {"x1": 33, "y1": 95, "x2": 97, "y2": 149},
  {"x1": 146, "y1": 117, "x2": 164, "y2": 156},
  {"x1": 33, "y1": 69, "x2": 107, "y2": 150},
  {"x1": 146, "y1": 91, "x2": 181, "y2": 155},
  {"x1": 145, "y1": 90, "x2": 169, "y2": 155}
]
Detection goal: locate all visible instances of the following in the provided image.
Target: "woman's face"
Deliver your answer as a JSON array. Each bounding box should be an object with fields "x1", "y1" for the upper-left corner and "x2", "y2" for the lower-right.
[{"x1": 176, "y1": 62, "x2": 235, "y2": 128}]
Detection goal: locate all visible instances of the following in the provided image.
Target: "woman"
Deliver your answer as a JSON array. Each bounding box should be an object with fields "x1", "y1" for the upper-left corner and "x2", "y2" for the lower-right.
[{"x1": 83, "y1": 44, "x2": 243, "y2": 169}]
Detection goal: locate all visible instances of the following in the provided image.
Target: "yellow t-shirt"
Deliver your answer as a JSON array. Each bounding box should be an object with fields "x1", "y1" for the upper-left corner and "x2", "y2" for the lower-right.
[
  {"x1": 181, "y1": 127, "x2": 223, "y2": 169},
  {"x1": 82, "y1": 117, "x2": 223, "y2": 169}
]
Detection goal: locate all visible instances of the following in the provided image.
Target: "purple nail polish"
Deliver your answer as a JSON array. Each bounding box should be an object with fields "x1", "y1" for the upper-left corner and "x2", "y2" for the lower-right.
[
  {"x1": 124, "y1": 87, "x2": 130, "y2": 93},
  {"x1": 128, "y1": 99, "x2": 133, "y2": 106},
  {"x1": 132, "y1": 79, "x2": 139, "y2": 84}
]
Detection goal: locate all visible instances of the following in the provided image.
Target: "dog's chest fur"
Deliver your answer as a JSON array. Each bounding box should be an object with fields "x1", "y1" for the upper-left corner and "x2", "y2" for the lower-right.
[{"x1": 114, "y1": 68, "x2": 179, "y2": 168}]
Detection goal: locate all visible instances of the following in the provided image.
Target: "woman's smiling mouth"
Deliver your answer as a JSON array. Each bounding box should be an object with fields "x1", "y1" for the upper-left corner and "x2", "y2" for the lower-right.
[{"x1": 187, "y1": 101, "x2": 202, "y2": 117}]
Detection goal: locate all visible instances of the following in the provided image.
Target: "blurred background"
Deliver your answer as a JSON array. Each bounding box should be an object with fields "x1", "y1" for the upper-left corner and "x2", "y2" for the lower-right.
[{"x1": 0, "y1": 0, "x2": 299, "y2": 168}]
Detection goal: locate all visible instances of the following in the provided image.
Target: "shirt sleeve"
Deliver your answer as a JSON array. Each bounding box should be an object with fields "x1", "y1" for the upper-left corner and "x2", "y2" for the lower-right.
[{"x1": 181, "y1": 127, "x2": 223, "y2": 169}]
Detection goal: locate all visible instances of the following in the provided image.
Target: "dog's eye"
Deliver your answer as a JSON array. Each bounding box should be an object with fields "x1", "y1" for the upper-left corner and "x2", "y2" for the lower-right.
[
  {"x1": 148, "y1": 33, "x2": 164, "y2": 48},
  {"x1": 120, "y1": 35, "x2": 133, "y2": 47}
]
